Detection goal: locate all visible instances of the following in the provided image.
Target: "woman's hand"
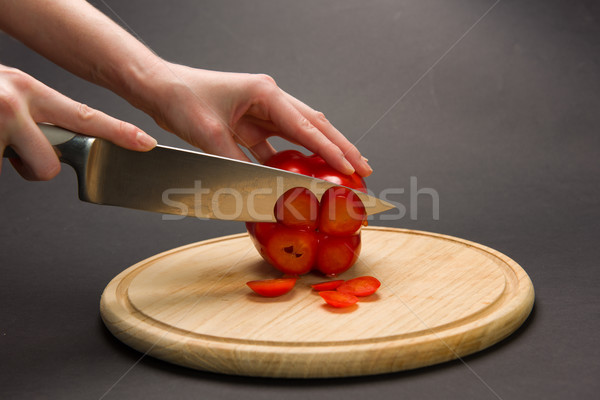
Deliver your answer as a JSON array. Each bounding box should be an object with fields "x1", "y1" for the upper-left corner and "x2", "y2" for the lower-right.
[
  {"x1": 0, "y1": 64, "x2": 157, "y2": 180},
  {"x1": 144, "y1": 63, "x2": 372, "y2": 177}
]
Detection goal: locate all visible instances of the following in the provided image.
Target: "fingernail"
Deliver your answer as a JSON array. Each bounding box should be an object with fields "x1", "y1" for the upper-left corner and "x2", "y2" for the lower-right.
[
  {"x1": 342, "y1": 158, "x2": 355, "y2": 175},
  {"x1": 136, "y1": 131, "x2": 157, "y2": 149},
  {"x1": 361, "y1": 156, "x2": 369, "y2": 162}
]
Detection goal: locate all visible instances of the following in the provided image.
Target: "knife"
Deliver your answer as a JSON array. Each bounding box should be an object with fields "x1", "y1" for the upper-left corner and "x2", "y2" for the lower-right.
[{"x1": 2, "y1": 124, "x2": 395, "y2": 222}]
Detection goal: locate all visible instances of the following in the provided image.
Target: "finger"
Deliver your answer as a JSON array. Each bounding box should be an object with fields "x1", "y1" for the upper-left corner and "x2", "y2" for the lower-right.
[
  {"x1": 240, "y1": 114, "x2": 278, "y2": 134},
  {"x1": 232, "y1": 119, "x2": 278, "y2": 163},
  {"x1": 249, "y1": 140, "x2": 277, "y2": 164},
  {"x1": 239, "y1": 115, "x2": 303, "y2": 147},
  {"x1": 196, "y1": 123, "x2": 252, "y2": 162},
  {"x1": 231, "y1": 117, "x2": 271, "y2": 149},
  {"x1": 8, "y1": 120, "x2": 61, "y2": 181},
  {"x1": 282, "y1": 91, "x2": 372, "y2": 177},
  {"x1": 264, "y1": 91, "x2": 356, "y2": 175},
  {"x1": 30, "y1": 86, "x2": 157, "y2": 151}
]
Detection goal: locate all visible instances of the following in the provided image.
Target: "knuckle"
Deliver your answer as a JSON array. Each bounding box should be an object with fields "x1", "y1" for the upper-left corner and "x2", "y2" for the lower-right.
[
  {"x1": 252, "y1": 74, "x2": 278, "y2": 95},
  {"x1": 203, "y1": 118, "x2": 223, "y2": 138},
  {"x1": 0, "y1": 92, "x2": 22, "y2": 118},
  {"x1": 192, "y1": 118, "x2": 224, "y2": 149},
  {"x1": 297, "y1": 116, "x2": 316, "y2": 133},
  {"x1": 76, "y1": 103, "x2": 96, "y2": 121},
  {"x1": 314, "y1": 111, "x2": 328, "y2": 124},
  {"x1": 255, "y1": 73, "x2": 277, "y2": 86},
  {"x1": 0, "y1": 75, "x2": 29, "y2": 119},
  {"x1": 331, "y1": 144, "x2": 345, "y2": 158},
  {"x1": 345, "y1": 143, "x2": 360, "y2": 157},
  {"x1": 117, "y1": 120, "x2": 132, "y2": 137},
  {"x1": 108, "y1": 119, "x2": 140, "y2": 148},
  {"x1": 116, "y1": 120, "x2": 136, "y2": 145},
  {"x1": 5, "y1": 68, "x2": 33, "y2": 89}
]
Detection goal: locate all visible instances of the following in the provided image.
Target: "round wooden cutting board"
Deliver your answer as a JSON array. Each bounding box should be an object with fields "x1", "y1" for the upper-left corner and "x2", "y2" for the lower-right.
[{"x1": 100, "y1": 227, "x2": 534, "y2": 378}]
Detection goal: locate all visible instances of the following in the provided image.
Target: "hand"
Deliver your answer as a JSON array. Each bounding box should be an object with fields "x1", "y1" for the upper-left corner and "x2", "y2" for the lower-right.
[
  {"x1": 0, "y1": 64, "x2": 157, "y2": 180},
  {"x1": 144, "y1": 63, "x2": 373, "y2": 177}
]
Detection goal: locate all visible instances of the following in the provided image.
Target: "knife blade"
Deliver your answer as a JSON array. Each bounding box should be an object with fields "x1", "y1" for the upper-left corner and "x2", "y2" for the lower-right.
[{"x1": 2, "y1": 124, "x2": 395, "y2": 221}]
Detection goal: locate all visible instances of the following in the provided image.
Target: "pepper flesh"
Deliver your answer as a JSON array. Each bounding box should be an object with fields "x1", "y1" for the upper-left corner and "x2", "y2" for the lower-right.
[
  {"x1": 337, "y1": 276, "x2": 381, "y2": 296},
  {"x1": 311, "y1": 280, "x2": 344, "y2": 291},
  {"x1": 319, "y1": 291, "x2": 359, "y2": 308},
  {"x1": 246, "y1": 278, "x2": 297, "y2": 297}
]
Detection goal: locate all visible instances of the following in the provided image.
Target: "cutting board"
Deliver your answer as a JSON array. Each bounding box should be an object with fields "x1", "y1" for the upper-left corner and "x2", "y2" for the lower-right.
[{"x1": 100, "y1": 227, "x2": 534, "y2": 378}]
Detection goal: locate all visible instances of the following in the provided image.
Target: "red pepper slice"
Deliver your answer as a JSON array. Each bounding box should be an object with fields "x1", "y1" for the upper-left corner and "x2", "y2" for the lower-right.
[
  {"x1": 274, "y1": 187, "x2": 319, "y2": 230},
  {"x1": 319, "y1": 187, "x2": 366, "y2": 236},
  {"x1": 246, "y1": 278, "x2": 297, "y2": 297},
  {"x1": 311, "y1": 280, "x2": 344, "y2": 291},
  {"x1": 336, "y1": 276, "x2": 381, "y2": 297},
  {"x1": 319, "y1": 291, "x2": 359, "y2": 308}
]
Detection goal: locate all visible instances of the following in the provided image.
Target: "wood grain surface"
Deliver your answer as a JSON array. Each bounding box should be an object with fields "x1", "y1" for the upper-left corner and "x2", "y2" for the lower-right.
[{"x1": 100, "y1": 227, "x2": 534, "y2": 378}]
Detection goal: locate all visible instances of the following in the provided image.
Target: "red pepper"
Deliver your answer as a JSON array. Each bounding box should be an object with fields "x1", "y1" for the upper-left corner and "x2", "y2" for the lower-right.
[
  {"x1": 319, "y1": 291, "x2": 359, "y2": 308},
  {"x1": 246, "y1": 150, "x2": 367, "y2": 276},
  {"x1": 265, "y1": 150, "x2": 367, "y2": 191},
  {"x1": 311, "y1": 280, "x2": 344, "y2": 291},
  {"x1": 246, "y1": 278, "x2": 297, "y2": 297},
  {"x1": 337, "y1": 276, "x2": 381, "y2": 297}
]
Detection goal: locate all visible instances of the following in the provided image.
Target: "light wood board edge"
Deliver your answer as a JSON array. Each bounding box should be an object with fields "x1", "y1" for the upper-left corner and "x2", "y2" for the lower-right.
[{"x1": 100, "y1": 227, "x2": 535, "y2": 378}]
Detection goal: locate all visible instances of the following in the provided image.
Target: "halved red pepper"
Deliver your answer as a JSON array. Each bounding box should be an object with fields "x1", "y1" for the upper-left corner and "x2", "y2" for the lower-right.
[{"x1": 246, "y1": 150, "x2": 367, "y2": 276}]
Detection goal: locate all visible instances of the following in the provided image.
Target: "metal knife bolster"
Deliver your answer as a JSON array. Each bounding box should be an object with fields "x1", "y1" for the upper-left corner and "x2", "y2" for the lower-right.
[{"x1": 2, "y1": 124, "x2": 94, "y2": 197}]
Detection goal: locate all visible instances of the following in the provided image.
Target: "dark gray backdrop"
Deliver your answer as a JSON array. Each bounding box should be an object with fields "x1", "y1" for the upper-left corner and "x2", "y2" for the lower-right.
[{"x1": 1, "y1": 0, "x2": 599, "y2": 399}]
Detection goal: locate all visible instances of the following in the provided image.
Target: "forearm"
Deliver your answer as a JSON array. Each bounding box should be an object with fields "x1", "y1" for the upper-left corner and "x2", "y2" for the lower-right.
[{"x1": 0, "y1": 0, "x2": 164, "y2": 112}]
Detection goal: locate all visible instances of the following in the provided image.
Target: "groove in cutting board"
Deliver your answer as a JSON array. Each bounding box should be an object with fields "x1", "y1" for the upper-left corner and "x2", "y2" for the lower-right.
[{"x1": 100, "y1": 227, "x2": 534, "y2": 378}]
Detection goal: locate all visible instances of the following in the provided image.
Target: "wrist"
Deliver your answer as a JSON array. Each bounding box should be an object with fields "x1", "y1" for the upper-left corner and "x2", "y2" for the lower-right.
[{"x1": 98, "y1": 51, "x2": 172, "y2": 116}]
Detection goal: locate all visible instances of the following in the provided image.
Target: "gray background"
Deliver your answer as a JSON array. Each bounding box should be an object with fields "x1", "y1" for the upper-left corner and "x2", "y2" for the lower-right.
[{"x1": 1, "y1": 0, "x2": 599, "y2": 399}]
